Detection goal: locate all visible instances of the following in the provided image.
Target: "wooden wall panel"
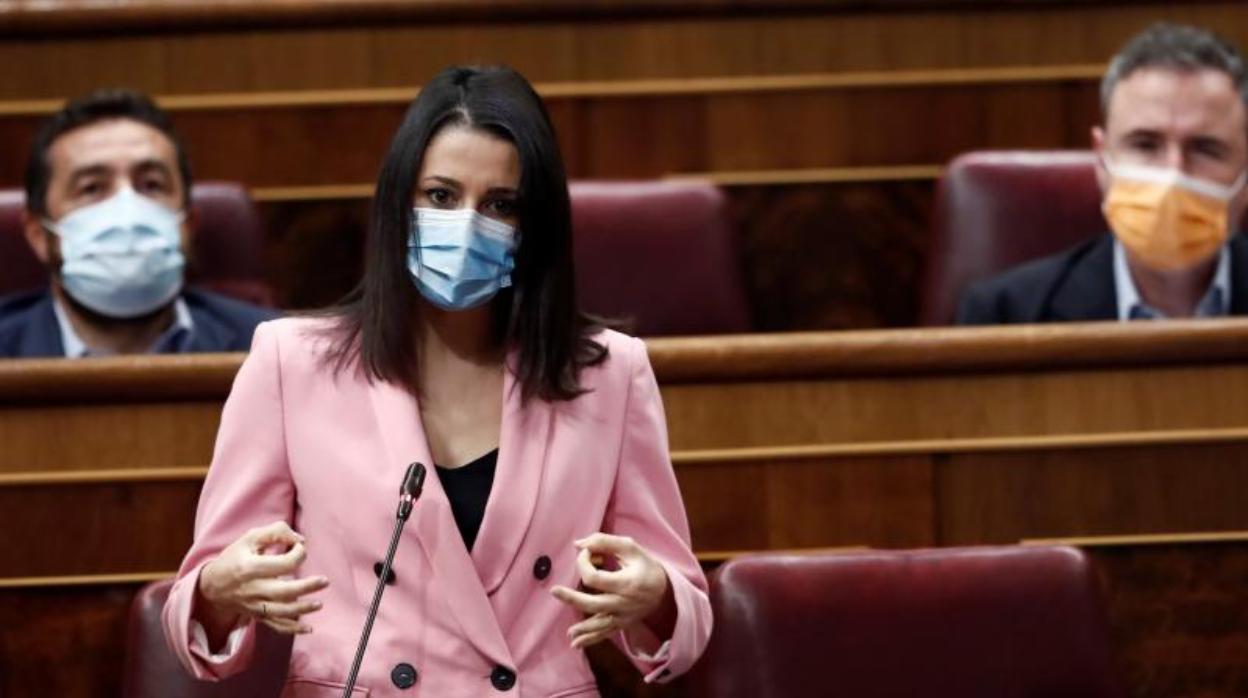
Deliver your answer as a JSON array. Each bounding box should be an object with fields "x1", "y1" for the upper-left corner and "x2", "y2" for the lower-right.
[
  {"x1": 259, "y1": 199, "x2": 371, "y2": 310},
  {"x1": 0, "y1": 584, "x2": 136, "y2": 698},
  {"x1": 0, "y1": 402, "x2": 221, "y2": 473},
  {"x1": 1092, "y1": 542, "x2": 1248, "y2": 698},
  {"x1": 677, "y1": 455, "x2": 935, "y2": 551},
  {"x1": 0, "y1": 81, "x2": 1101, "y2": 189},
  {"x1": 728, "y1": 180, "x2": 931, "y2": 330},
  {"x1": 0, "y1": 481, "x2": 199, "y2": 578},
  {"x1": 659, "y1": 365, "x2": 1248, "y2": 451},
  {"x1": 0, "y1": 2, "x2": 1244, "y2": 97},
  {"x1": 937, "y1": 444, "x2": 1248, "y2": 545}
]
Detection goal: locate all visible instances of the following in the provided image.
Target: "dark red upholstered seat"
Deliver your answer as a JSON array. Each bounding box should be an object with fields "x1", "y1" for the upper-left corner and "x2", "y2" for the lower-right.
[
  {"x1": 0, "y1": 182, "x2": 274, "y2": 306},
  {"x1": 569, "y1": 180, "x2": 750, "y2": 336},
  {"x1": 690, "y1": 546, "x2": 1125, "y2": 698},
  {"x1": 0, "y1": 189, "x2": 43, "y2": 295},
  {"x1": 123, "y1": 579, "x2": 290, "y2": 698},
  {"x1": 921, "y1": 151, "x2": 1106, "y2": 325}
]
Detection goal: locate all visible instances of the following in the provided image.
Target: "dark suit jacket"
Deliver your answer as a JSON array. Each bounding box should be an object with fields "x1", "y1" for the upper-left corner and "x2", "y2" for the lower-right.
[
  {"x1": 955, "y1": 233, "x2": 1248, "y2": 324},
  {"x1": 0, "y1": 287, "x2": 278, "y2": 358}
]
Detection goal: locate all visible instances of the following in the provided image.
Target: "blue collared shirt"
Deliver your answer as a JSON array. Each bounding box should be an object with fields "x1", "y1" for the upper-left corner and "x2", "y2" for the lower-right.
[
  {"x1": 1112, "y1": 240, "x2": 1231, "y2": 321},
  {"x1": 51, "y1": 296, "x2": 196, "y2": 357}
]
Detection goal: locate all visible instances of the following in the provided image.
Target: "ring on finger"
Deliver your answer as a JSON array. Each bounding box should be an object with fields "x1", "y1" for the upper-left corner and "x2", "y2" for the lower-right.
[{"x1": 259, "y1": 602, "x2": 268, "y2": 617}]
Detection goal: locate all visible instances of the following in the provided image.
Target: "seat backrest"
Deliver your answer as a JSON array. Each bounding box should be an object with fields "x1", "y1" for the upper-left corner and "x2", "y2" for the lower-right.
[
  {"x1": 123, "y1": 579, "x2": 291, "y2": 698},
  {"x1": 0, "y1": 182, "x2": 273, "y2": 306},
  {"x1": 689, "y1": 545, "x2": 1124, "y2": 698},
  {"x1": 0, "y1": 189, "x2": 45, "y2": 295},
  {"x1": 569, "y1": 180, "x2": 751, "y2": 336},
  {"x1": 920, "y1": 151, "x2": 1106, "y2": 325}
]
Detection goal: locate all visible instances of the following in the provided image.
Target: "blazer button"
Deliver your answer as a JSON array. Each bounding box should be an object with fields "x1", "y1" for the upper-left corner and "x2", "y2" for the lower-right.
[
  {"x1": 490, "y1": 665, "x2": 516, "y2": 691},
  {"x1": 391, "y1": 662, "x2": 418, "y2": 689},
  {"x1": 373, "y1": 562, "x2": 396, "y2": 585},
  {"x1": 533, "y1": 555, "x2": 552, "y2": 580}
]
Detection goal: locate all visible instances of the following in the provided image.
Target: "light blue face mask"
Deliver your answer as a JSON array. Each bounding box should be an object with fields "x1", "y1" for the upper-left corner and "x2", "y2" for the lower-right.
[
  {"x1": 408, "y1": 207, "x2": 517, "y2": 310},
  {"x1": 44, "y1": 188, "x2": 186, "y2": 318}
]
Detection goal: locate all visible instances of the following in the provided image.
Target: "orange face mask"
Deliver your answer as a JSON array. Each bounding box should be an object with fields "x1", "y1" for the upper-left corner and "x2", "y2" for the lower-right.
[{"x1": 1102, "y1": 160, "x2": 1246, "y2": 272}]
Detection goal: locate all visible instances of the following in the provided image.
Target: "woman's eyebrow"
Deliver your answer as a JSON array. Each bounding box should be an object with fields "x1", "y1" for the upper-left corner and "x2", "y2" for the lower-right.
[{"x1": 422, "y1": 175, "x2": 462, "y2": 188}]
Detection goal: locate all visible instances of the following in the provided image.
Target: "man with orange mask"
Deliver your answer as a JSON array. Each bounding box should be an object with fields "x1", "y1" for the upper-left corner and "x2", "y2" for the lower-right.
[{"x1": 957, "y1": 23, "x2": 1248, "y2": 323}]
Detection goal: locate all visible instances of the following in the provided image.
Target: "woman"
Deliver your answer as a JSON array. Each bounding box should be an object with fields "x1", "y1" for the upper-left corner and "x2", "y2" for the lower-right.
[{"x1": 162, "y1": 66, "x2": 711, "y2": 697}]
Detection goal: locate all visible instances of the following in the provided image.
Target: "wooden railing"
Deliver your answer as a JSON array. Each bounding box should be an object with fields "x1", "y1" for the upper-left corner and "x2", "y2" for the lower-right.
[{"x1": 3, "y1": 321, "x2": 1248, "y2": 693}]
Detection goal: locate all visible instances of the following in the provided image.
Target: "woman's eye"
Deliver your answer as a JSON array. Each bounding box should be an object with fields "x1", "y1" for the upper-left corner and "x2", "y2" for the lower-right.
[
  {"x1": 427, "y1": 188, "x2": 453, "y2": 206},
  {"x1": 487, "y1": 199, "x2": 516, "y2": 217}
]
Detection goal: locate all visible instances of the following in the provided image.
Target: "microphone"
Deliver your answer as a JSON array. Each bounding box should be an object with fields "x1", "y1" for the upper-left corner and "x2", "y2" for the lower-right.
[
  {"x1": 342, "y1": 462, "x2": 426, "y2": 697},
  {"x1": 398, "y1": 462, "x2": 426, "y2": 521}
]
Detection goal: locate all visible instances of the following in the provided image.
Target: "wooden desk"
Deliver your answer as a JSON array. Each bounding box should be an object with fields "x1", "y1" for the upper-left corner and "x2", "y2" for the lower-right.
[{"x1": 2, "y1": 321, "x2": 1248, "y2": 695}]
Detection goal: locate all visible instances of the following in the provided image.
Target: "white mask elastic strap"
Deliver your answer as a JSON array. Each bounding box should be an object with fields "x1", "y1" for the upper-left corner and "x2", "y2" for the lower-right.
[{"x1": 1104, "y1": 157, "x2": 1245, "y2": 202}]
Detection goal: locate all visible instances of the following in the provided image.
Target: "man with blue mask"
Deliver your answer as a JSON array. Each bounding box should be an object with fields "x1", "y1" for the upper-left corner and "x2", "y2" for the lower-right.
[
  {"x1": 0, "y1": 89, "x2": 276, "y2": 357},
  {"x1": 957, "y1": 23, "x2": 1248, "y2": 324}
]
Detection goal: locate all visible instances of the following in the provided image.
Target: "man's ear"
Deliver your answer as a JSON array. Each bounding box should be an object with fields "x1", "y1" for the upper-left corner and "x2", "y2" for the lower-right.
[
  {"x1": 20, "y1": 209, "x2": 54, "y2": 265},
  {"x1": 1091, "y1": 125, "x2": 1110, "y2": 194}
]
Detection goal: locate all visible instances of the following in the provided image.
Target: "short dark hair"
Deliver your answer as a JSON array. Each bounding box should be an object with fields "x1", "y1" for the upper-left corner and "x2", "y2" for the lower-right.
[
  {"x1": 323, "y1": 65, "x2": 606, "y2": 402},
  {"x1": 24, "y1": 88, "x2": 193, "y2": 216},
  {"x1": 1101, "y1": 23, "x2": 1248, "y2": 121}
]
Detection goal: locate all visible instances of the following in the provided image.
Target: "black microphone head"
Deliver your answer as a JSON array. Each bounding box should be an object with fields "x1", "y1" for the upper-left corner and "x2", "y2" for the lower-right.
[{"x1": 402, "y1": 462, "x2": 426, "y2": 499}]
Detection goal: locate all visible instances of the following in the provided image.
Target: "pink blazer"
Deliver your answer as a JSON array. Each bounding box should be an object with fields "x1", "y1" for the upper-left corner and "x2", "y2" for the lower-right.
[{"x1": 163, "y1": 318, "x2": 711, "y2": 697}]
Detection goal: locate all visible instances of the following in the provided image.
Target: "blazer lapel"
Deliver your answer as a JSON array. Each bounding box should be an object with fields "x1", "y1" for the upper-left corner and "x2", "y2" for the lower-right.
[
  {"x1": 472, "y1": 361, "x2": 552, "y2": 594},
  {"x1": 366, "y1": 376, "x2": 511, "y2": 665},
  {"x1": 184, "y1": 302, "x2": 237, "y2": 353},
  {"x1": 1228, "y1": 233, "x2": 1248, "y2": 316},
  {"x1": 1047, "y1": 234, "x2": 1119, "y2": 322},
  {"x1": 22, "y1": 294, "x2": 66, "y2": 357}
]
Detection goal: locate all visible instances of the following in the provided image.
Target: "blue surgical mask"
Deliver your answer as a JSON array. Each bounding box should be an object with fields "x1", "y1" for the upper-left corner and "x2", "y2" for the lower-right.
[
  {"x1": 408, "y1": 207, "x2": 517, "y2": 310},
  {"x1": 44, "y1": 188, "x2": 186, "y2": 318}
]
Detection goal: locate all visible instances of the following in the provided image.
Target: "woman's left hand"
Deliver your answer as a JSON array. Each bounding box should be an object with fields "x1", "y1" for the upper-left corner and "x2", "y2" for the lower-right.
[{"x1": 550, "y1": 532, "x2": 673, "y2": 649}]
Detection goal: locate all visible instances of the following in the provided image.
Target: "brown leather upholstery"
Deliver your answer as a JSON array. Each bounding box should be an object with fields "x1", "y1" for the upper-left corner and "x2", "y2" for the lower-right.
[
  {"x1": 690, "y1": 546, "x2": 1125, "y2": 698},
  {"x1": 569, "y1": 180, "x2": 751, "y2": 336},
  {"x1": 921, "y1": 151, "x2": 1106, "y2": 325},
  {"x1": 123, "y1": 579, "x2": 291, "y2": 698},
  {"x1": 0, "y1": 182, "x2": 274, "y2": 306}
]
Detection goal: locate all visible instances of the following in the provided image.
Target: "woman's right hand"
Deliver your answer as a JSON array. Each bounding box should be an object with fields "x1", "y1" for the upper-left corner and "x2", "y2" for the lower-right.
[{"x1": 197, "y1": 521, "x2": 330, "y2": 636}]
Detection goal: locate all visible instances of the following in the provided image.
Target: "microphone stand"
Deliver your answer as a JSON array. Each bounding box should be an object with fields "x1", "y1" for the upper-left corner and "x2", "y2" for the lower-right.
[{"x1": 342, "y1": 463, "x2": 426, "y2": 697}]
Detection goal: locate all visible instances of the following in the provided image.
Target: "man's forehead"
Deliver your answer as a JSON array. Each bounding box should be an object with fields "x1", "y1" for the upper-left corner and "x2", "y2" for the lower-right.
[
  {"x1": 48, "y1": 118, "x2": 177, "y2": 174},
  {"x1": 1107, "y1": 67, "x2": 1246, "y2": 135}
]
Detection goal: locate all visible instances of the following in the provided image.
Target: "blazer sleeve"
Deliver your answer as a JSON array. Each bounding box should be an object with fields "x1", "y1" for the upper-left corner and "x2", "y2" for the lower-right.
[
  {"x1": 603, "y1": 336, "x2": 713, "y2": 683},
  {"x1": 162, "y1": 321, "x2": 297, "y2": 679}
]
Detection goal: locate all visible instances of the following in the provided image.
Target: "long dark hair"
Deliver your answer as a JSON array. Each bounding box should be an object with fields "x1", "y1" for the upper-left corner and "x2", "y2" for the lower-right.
[{"x1": 322, "y1": 65, "x2": 606, "y2": 401}]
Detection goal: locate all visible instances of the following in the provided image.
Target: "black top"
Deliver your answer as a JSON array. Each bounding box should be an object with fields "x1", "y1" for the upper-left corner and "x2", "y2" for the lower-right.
[{"x1": 435, "y1": 448, "x2": 498, "y2": 551}]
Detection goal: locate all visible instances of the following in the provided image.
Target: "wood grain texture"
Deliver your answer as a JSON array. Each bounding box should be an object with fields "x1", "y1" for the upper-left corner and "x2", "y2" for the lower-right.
[
  {"x1": 0, "y1": 2, "x2": 1244, "y2": 95},
  {"x1": 937, "y1": 443, "x2": 1248, "y2": 545},
  {"x1": 0, "y1": 481, "x2": 199, "y2": 578},
  {"x1": 676, "y1": 455, "x2": 935, "y2": 551},
  {"x1": 0, "y1": 584, "x2": 136, "y2": 698},
  {"x1": 1090, "y1": 542, "x2": 1248, "y2": 698},
  {"x1": 0, "y1": 80, "x2": 1101, "y2": 189},
  {"x1": 0, "y1": 0, "x2": 1211, "y2": 36}
]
